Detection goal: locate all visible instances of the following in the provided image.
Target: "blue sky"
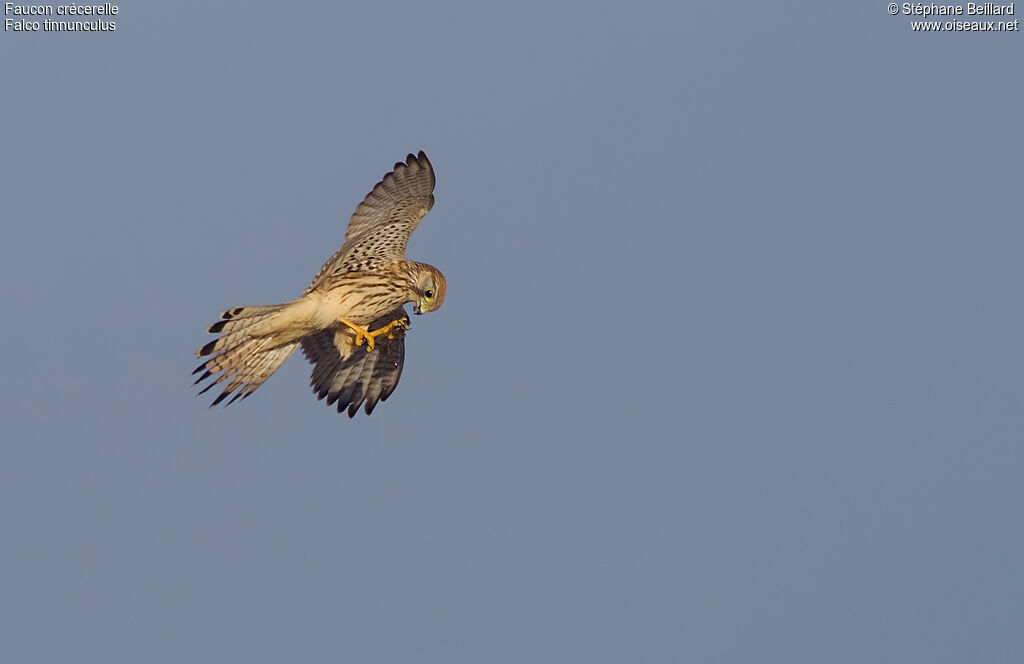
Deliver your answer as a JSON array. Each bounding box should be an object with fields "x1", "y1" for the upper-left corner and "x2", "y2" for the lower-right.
[{"x1": 2, "y1": 2, "x2": 1022, "y2": 662}]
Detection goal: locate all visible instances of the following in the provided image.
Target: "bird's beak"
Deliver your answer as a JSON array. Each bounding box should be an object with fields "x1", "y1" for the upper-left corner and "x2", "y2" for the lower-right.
[{"x1": 413, "y1": 303, "x2": 423, "y2": 315}]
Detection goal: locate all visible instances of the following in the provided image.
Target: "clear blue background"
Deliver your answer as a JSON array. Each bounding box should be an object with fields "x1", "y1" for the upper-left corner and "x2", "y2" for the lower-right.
[{"x1": 2, "y1": 2, "x2": 1021, "y2": 662}]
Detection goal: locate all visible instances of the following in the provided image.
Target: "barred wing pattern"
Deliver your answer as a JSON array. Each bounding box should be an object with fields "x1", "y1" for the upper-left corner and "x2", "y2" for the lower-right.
[
  {"x1": 308, "y1": 152, "x2": 435, "y2": 290},
  {"x1": 301, "y1": 307, "x2": 410, "y2": 417}
]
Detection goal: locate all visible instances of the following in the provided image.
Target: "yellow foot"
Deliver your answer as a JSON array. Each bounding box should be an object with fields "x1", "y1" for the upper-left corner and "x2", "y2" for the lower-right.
[
  {"x1": 339, "y1": 319, "x2": 376, "y2": 351},
  {"x1": 370, "y1": 317, "x2": 409, "y2": 341},
  {"x1": 339, "y1": 317, "x2": 409, "y2": 352}
]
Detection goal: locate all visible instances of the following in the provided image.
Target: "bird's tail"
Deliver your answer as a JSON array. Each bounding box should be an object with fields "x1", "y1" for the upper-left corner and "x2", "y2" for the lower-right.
[{"x1": 192, "y1": 298, "x2": 317, "y2": 407}]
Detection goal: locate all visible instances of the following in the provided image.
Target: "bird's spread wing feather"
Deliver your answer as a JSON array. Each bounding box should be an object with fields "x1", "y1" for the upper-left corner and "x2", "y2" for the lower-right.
[
  {"x1": 309, "y1": 152, "x2": 435, "y2": 289},
  {"x1": 301, "y1": 306, "x2": 409, "y2": 417}
]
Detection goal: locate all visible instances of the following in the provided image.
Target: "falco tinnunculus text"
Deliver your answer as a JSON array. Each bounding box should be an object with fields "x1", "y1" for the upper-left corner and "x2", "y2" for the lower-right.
[{"x1": 193, "y1": 151, "x2": 446, "y2": 416}]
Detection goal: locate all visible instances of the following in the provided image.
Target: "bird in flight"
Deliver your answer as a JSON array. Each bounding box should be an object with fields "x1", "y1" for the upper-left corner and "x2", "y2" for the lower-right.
[{"x1": 193, "y1": 151, "x2": 446, "y2": 416}]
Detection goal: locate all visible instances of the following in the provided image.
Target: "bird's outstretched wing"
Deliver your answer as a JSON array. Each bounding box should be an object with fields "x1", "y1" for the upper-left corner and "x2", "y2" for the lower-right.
[
  {"x1": 301, "y1": 306, "x2": 409, "y2": 417},
  {"x1": 309, "y1": 152, "x2": 435, "y2": 289}
]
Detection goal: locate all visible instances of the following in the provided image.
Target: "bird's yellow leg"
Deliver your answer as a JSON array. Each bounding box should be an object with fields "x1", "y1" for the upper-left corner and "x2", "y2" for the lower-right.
[
  {"x1": 339, "y1": 317, "x2": 408, "y2": 352},
  {"x1": 367, "y1": 317, "x2": 409, "y2": 341}
]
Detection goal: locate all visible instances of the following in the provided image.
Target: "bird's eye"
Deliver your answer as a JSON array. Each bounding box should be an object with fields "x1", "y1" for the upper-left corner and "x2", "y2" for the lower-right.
[{"x1": 424, "y1": 289, "x2": 435, "y2": 300}]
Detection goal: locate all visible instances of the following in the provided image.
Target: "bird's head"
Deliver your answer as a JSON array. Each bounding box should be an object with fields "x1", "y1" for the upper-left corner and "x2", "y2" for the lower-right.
[{"x1": 411, "y1": 264, "x2": 447, "y2": 315}]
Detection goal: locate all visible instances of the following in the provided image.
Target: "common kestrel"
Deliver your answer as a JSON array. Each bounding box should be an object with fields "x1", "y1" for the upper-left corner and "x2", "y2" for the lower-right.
[{"x1": 193, "y1": 151, "x2": 446, "y2": 416}]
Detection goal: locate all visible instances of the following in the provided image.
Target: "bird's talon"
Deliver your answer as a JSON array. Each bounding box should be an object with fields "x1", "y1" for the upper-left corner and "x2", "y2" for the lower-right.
[
  {"x1": 385, "y1": 318, "x2": 409, "y2": 339},
  {"x1": 339, "y1": 318, "x2": 377, "y2": 351}
]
